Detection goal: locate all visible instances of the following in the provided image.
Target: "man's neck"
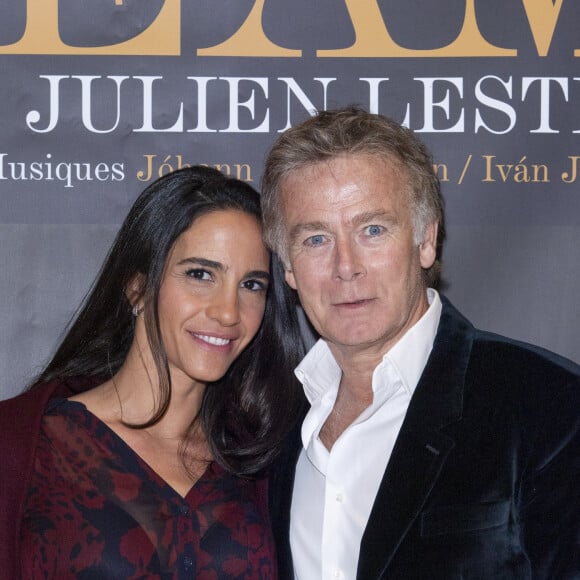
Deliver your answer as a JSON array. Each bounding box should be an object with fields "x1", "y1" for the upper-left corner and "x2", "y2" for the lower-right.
[{"x1": 319, "y1": 369, "x2": 375, "y2": 450}]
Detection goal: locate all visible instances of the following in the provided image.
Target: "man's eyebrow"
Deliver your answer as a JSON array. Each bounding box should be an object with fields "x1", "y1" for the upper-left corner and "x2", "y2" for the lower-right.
[
  {"x1": 352, "y1": 210, "x2": 397, "y2": 226},
  {"x1": 289, "y1": 221, "x2": 329, "y2": 243}
]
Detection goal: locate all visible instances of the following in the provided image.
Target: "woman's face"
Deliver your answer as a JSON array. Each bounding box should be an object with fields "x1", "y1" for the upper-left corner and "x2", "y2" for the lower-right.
[{"x1": 157, "y1": 209, "x2": 270, "y2": 389}]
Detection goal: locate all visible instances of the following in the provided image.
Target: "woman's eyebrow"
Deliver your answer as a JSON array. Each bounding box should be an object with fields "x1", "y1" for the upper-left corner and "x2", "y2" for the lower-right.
[
  {"x1": 177, "y1": 258, "x2": 270, "y2": 280},
  {"x1": 177, "y1": 257, "x2": 223, "y2": 270},
  {"x1": 245, "y1": 270, "x2": 271, "y2": 281}
]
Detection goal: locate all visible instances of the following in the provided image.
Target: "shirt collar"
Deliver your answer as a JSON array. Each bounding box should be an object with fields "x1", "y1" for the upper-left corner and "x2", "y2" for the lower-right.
[
  {"x1": 377, "y1": 288, "x2": 441, "y2": 396},
  {"x1": 295, "y1": 289, "x2": 442, "y2": 403}
]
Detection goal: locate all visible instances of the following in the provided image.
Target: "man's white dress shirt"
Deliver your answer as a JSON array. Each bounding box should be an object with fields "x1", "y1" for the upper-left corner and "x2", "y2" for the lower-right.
[{"x1": 290, "y1": 289, "x2": 442, "y2": 580}]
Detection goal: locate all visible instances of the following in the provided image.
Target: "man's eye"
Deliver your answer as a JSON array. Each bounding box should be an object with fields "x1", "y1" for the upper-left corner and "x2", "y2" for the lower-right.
[
  {"x1": 365, "y1": 225, "x2": 384, "y2": 236},
  {"x1": 306, "y1": 234, "x2": 325, "y2": 246},
  {"x1": 186, "y1": 268, "x2": 211, "y2": 281}
]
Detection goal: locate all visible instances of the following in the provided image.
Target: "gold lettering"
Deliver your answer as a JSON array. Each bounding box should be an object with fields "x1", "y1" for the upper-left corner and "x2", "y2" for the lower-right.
[
  {"x1": 482, "y1": 155, "x2": 496, "y2": 182},
  {"x1": 531, "y1": 164, "x2": 549, "y2": 182},
  {"x1": 522, "y1": 0, "x2": 564, "y2": 57},
  {"x1": 562, "y1": 156, "x2": 579, "y2": 183},
  {"x1": 198, "y1": 0, "x2": 300, "y2": 57},
  {"x1": 1, "y1": 0, "x2": 568, "y2": 59},
  {"x1": 213, "y1": 163, "x2": 253, "y2": 181},
  {"x1": 318, "y1": 0, "x2": 515, "y2": 58},
  {"x1": 433, "y1": 163, "x2": 449, "y2": 182},
  {"x1": 0, "y1": 0, "x2": 180, "y2": 55}
]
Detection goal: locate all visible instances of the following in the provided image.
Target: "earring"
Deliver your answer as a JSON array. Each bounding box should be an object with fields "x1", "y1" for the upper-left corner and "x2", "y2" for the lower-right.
[{"x1": 132, "y1": 304, "x2": 142, "y2": 317}]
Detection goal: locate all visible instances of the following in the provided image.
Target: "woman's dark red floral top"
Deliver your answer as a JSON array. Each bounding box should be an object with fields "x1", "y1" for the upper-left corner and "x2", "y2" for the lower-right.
[{"x1": 20, "y1": 398, "x2": 277, "y2": 579}]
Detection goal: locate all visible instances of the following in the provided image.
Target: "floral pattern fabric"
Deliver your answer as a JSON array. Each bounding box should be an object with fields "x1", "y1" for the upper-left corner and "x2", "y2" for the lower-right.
[{"x1": 21, "y1": 398, "x2": 277, "y2": 579}]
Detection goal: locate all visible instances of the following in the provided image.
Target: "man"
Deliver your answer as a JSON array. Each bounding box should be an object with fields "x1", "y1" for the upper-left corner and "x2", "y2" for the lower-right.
[{"x1": 261, "y1": 107, "x2": 580, "y2": 579}]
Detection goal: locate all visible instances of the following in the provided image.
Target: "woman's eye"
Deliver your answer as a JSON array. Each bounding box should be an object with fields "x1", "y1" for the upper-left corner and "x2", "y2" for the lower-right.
[
  {"x1": 186, "y1": 268, "x2": 212, "y2": 281},
  {"x1": 305, "y1": 234, "x2": 325, "y2": 247},
  {"x1": 242, "y1": 279, "x2": 267, "y2": 292},
  {"x1": 365, "y1": 225, "x2": 384, "y2": 236}
]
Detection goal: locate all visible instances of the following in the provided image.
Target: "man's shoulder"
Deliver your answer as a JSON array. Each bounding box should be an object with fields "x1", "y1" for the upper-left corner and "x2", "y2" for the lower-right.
[
  {"x1": 461, "y1": 329, "x2": 580, "y2": 429},
  {"x1": 470, "y1": 328, "x2": 580, "y2": 383},
  {"x1": 436, "y1": 296, "x2": 580, "y2": 408},
  {"x1": 439, "y1": 295, "x2": 579, "y2": 379}
]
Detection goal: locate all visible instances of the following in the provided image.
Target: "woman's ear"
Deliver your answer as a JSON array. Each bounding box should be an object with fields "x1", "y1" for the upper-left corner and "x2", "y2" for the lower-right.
[{"x1": 125, "y1": 273, "x2": 146, "y2": 310}]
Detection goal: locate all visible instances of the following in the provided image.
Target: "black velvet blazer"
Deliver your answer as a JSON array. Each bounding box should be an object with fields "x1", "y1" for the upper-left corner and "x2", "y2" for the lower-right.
[{"x1": 269, "y1": 296, "x2": 580, "y2": 580}]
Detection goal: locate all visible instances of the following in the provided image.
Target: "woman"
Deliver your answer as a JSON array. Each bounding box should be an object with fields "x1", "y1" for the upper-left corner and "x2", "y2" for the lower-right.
[{"x1": 0, "y1": 166, "x2": 305, "y2": 579}]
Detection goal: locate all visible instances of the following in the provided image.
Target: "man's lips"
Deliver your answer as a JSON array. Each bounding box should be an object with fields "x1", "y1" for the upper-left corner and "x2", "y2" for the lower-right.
[{"x1": 333, "y1": 298, "x2": 374, "y2": 308}]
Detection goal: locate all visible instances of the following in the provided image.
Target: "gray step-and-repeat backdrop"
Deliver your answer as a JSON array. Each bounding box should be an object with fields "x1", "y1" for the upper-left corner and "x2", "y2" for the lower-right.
[{"x1": 1, "y1": 0, "x2": 579, "y2": 399}]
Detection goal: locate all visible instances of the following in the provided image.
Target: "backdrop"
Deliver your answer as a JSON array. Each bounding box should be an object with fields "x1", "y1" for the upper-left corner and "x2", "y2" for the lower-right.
[{"x1": 1, "y1": 0, "x2": 579, "y2": 399}]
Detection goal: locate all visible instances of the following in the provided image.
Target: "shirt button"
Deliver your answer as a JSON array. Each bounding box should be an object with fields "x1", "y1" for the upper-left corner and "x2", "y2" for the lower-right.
[
  {"x1": 333, "y1": 569, "x2": 342, "y2": 578},
  {"x1": 179, "y1": 504, "x2": 190, "y2": 516},
  {"x1": 335, "y1": 493, "x2": 344, "y2": 503}
]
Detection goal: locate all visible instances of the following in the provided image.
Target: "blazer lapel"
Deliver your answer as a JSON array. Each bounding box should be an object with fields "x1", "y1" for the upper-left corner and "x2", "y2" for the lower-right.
[
  {"x1": 269, "y1": 417, "x2": 304, "y2": 579},
  {"x1": 357, "y1": 298, "x2": 474, "y2": 579}
]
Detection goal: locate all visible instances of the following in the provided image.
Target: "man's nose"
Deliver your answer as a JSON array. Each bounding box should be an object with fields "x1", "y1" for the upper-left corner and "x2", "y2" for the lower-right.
[{"x1": 333, "y1": 238, "x2": 366, "y2": 281}]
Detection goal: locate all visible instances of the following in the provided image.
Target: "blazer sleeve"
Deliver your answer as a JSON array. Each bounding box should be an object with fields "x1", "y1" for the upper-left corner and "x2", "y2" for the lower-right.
[{"x1": 519, "y1": 378, "x2": 580, "y2": 579}]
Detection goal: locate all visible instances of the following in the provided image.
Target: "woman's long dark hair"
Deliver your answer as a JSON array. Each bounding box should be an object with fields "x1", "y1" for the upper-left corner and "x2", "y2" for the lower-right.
[{"x1": 32, "y1": 166, "x2": 305, "y2": 475}]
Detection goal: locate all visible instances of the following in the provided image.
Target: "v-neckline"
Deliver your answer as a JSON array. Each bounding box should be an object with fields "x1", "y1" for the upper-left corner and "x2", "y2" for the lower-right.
[{"x1": 55, "y1": 397, "x2": 215, "y2": 501}]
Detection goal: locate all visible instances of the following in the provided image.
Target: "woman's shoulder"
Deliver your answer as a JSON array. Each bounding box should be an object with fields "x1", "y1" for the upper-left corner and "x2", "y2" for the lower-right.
[
  {"x1": 0, "y1": 376, "x2": 105, "y2": 470},
  {"x1": 0, "y1": 376, "x2": 101, "y2": 425},
  {"x1": 0, "y1": 381, "x2": 52, "y2": 409},
  {"x1": 0, "y1": 381, "x2": 58, "y2": 433}
]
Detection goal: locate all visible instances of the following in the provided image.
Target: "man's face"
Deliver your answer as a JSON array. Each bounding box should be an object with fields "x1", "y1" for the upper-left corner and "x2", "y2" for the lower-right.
[{"x1": 281, "y1": 153, "x2": 437, "y2": 362}]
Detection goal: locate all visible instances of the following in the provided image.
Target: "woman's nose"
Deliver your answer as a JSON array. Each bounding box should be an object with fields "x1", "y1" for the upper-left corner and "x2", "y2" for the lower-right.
[{"x1": 206, "y1": 285, "x2": 241, "y2": 326}]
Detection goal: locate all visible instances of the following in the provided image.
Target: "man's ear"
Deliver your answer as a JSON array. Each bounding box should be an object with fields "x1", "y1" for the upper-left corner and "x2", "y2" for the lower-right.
[
  {"x1": 419, "y1": 222, "x2": 438, "y2": 269},
  {"x1": 125, "y1": 273, "x2": 146, "y2": 308},
  {"x1": 285, "y1": 268, "x2": 297, "y2": 290}
]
